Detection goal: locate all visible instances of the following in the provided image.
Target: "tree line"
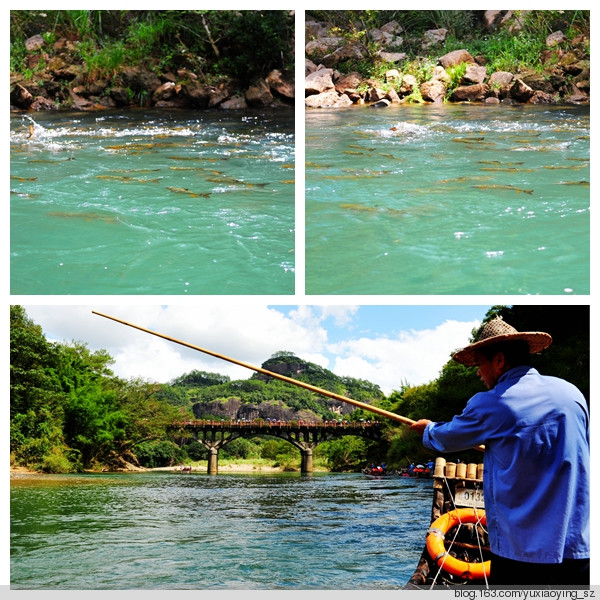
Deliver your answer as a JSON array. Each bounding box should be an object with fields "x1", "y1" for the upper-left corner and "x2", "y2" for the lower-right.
[{"x1": 10, "y1": 304, "x2": 589, "y2": 473}]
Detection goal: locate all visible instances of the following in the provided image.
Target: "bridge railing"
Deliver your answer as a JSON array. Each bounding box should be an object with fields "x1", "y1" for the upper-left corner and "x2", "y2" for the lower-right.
[{"x1": 173, "y1": 419, "x2": 383, "y2": 429}]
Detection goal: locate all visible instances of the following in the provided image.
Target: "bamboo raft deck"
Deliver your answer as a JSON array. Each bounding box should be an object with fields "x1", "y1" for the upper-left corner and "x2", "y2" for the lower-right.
[{"x1": 405, "y1": 457, "x2": 490, "y2": 589}]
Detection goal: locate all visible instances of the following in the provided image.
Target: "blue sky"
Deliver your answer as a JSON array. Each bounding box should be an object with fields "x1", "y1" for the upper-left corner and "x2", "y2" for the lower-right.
[{"x1": 271, "y1": 304, "x2": 489, "y2": 342}]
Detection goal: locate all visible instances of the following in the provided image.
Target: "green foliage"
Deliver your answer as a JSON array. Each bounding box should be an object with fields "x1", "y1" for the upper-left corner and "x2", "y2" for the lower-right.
[
  {"x1": 135, "y1": 440, "x2": 185, "y2": 468},
  {"x1": 221, "y1": 438, "x2": 262, "y2": 460},
  {"x1": 10, "y1": 306, "x2": 183, "y2": 472},
  {"x1": 10, "y1": 10, "x2": 294, "y2": 85},
  {"x1": 318, "y1": 436, "x2": 371, "y2": 471}
]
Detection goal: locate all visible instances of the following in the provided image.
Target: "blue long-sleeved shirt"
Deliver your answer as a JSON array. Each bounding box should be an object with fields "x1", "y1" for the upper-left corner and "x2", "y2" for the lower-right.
[{"x1": 423, "y1": 366, "x2": 590, "y2": 563}]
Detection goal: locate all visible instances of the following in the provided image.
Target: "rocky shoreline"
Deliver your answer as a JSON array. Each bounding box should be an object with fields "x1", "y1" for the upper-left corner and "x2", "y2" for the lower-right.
[
  {"x1": 10, "y1": 32, "x2": 294, "y2": 113},
  {"x1": 305, "y1": 12, "x2": 590, "y2": 109}
]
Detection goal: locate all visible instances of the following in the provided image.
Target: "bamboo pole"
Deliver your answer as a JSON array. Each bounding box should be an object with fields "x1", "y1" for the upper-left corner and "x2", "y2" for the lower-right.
[{"x1": 92, "y1": 311, "x2": 485, "y2": 452}]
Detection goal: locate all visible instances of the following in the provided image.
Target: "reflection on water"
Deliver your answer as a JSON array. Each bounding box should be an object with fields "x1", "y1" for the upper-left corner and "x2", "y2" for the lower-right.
[
  {"x1": 11, "y1": 472, "x2": 432, "y2": 590},
  {"x1": 10, "y1": 109, "x2": 295, "y2": 295},
  {"x1": 306, "y1": 103, "x2": 589, "y2": 295}
]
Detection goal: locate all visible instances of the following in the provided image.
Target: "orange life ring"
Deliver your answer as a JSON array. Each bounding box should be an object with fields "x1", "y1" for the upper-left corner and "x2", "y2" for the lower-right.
[{"x1": 426, "y1": 507, "x2": 491, "y2": 580}]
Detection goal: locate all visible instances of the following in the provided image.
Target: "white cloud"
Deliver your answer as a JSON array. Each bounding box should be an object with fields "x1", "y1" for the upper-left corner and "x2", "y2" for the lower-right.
[{"x1": 328, "y1": 319, "x2": 479, "y2": 394}]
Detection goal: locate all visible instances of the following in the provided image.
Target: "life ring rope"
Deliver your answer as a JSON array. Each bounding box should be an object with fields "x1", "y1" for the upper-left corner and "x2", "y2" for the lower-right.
[{"x1": 425, "y1": 507, "x2": 491, "y2": 581}]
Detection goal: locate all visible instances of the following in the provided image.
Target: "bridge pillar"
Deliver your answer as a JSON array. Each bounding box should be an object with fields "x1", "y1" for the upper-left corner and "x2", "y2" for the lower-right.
[
  {"x1": 300, "y1": 448, "x2": 313, "y2": 474},
  {"x1": 207, "y1": 447, "x2": 218, "y2": 475}
]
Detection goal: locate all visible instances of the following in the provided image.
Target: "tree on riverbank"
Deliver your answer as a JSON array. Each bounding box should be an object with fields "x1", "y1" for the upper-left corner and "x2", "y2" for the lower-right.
[{"x1": 10, "y1": 10, "x2": 295, "y2": 111}]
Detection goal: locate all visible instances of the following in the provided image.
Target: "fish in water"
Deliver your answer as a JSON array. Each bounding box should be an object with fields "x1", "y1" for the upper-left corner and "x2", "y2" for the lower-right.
[
  {"x1": 46, "y1": 211, "x2": 121, "y2": 224},
  {"x1": 206, "y1": 176, "x2": 269, "y2": 189},
  {"x1": 167, "y1": 187, "x2": 211, "y2": 198},
  {"x1": 11, "y1": 175, "x2": 37, "y2": 182},
  {"x1": 340, "y1": 203, "x2": 407, "y2": 217},
  {"x1": 557, "y1": 180, "x2": 590, "y2": 186},
  {"x1": 472, "y1": 184, "x2": 534, "y2": 195}
]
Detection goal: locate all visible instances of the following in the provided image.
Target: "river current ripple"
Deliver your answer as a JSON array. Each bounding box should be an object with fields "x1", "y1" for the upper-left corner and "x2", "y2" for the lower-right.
[{"x1": 10, "y1": 472, "x2": 432, "y2": 590}]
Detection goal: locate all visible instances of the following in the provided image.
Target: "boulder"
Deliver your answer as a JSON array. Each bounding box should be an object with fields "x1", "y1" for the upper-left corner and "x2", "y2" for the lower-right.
[
  {"x1": 378, "y1": 51, "x2": 407, "y2": 63},
  {"x1": 370, "y1": 98, "x2": 391, "y2": 108},
  {"x1": 181, "y1": 81, "x2": 212, "y2": 108},
  {"x1": 305, "y1": 90, "x2": 352, "y2": 108},
  {"x1": 305, "y1": 68, "x2": 335, "y2": 95},
  {"x1": 10, "y1": 84, "x2": 33, "y2": 109},
  {"x1": 25, "y1": 34, "x2": 45, "y2": 52},
  {"x1": 421, "y1": 79, "x2": 446, "y2": 103},
  {"x1": 546, "y1": 31, "x2": 567, "y2": 47},
  {"x1": 334, "y1": 71, "x2": 364, "y2": 95},
  {"x1": 450, "y1": 83, "x2": 490, "y2": 102},
  {"x1": 305, "y1": 58, "x2": 318, "y2": 76},
  {"x1": 245, "y1": 78, "x2": 274, "y2": 107},
  {"x1": 322, "y1": 42, "x2": 367, "y2": 68},
  {"x1": 305, "y1": 37, "x2": 345, "y2": 56},
  {"x1": 509, "y1": 78, "x2": 535, "y2": 102},
  {"x1": 399, "y1": 74, "x2": 417, "y2": 95},
  {"x1": 220, "y1": 95, "x2": 248, "y2": 110},
  {"x1": 439, "y1": 49, "x2": 475, "y2": 68},
  {"x1": 423, "y1": 28, "x2": 448, "y2": 48},
  {"x1": 463, "y1": 64, "x2": 487, "y2": 85},
  {"x1": 265, "y1": 69, "x2": 295, "y2": 100}
]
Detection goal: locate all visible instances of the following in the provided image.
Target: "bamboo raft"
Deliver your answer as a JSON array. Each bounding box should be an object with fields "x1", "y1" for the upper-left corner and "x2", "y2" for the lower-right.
[{"x1": 405, "y1": 457, "x2": 491, "y2": 589}]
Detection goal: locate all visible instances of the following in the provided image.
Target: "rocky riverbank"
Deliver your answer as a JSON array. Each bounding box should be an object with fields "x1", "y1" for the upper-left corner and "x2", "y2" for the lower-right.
[
  {"x1": 305, "y1": 11, "x2": 590, "y2": 108},
  {"x1": 10, "y1": 32, "x2": 294, "y2": 113}
]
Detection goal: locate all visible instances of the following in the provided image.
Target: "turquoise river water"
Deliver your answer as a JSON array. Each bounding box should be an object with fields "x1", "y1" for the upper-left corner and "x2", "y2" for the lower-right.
[
  {"x1": 305, "y1": 104, "x2": 589, "y2": 295},
  {"x1": 10, "y1": 109, "x2": 295, "y2": 295},
  {"x1": 10, "y1": 471, "x2": 432, "y2": 590}
]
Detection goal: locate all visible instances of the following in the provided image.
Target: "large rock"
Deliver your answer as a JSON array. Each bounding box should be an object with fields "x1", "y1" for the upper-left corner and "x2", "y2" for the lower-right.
[
  {"x1": 450, "y1": 83, "x2": 490, "y2": 102},
  {"x1": 423, "y1": 28, "x2": 448, "y2": 48},
  {"x1": 305, "y1": 90, "x2": 352, "y2": 108},
  {"x1": 245, "y1": 78, "x2": 274, "y2": 107},
  {"x1": 25, "y1": 34, "x2": 45, "y2": 52},
  {"x1": 181, "y1": 81, "x2": 212, "y2": 108},
  {"x1": 546, "y1": 31, "x2": 567, "y2": 47},
  {"x1": 305, "y1": 20, "x2": 328, "y2": 39},
  {"x1": 421, "y1": 79, "x2": 446, "y2": 103},
  {"x1": 488, "y1": 71, "x2": 514, "y2": 98},
  {"x1": 439, "y1": 49, "x2": 475, "y2": 68},
  {"x1": 10, "y1": 84, "x2": 33, "y2": 109},
  {"x1": 305, "y1": 68, "x2": 335, "y2": 95},
  {"x1": 265, "y1": 69, "x2": 295, "y2": 100},
  {"x1": 510, "y1": 78, "x2": 535, "y2": 102},
  {"x1": 322, "y1": 43, "x2": 367, "y2": 68},
  {"x1": 463, "y1": 64, "x2": 487, "y2": 85},
  {"x1": 334, "y1": 71, "x2": 364, "y2": 96},
  {"x1": 305, "y1": 37, "x2": 345, "y2": 56},
  {"x1": 220, "y1": 95, "x2": 248, "y2": 110},
  {"x1": 399, "y1": 74, "x2": 417, "y2": 95}
]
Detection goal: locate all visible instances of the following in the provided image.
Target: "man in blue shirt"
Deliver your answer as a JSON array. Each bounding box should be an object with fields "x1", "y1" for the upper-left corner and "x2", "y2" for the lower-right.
[{"x1": 410, "y1": 317, "x2": 590, "y2": 586}]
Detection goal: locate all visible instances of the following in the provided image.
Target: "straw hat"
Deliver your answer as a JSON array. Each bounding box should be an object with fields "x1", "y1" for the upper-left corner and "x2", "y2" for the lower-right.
[{"x1": 452, "y1": 316, "x2": 552, "y2": 367}]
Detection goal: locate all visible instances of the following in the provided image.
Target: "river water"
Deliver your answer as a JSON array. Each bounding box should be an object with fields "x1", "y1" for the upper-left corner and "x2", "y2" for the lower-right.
[
  {"x1": 10, "y1": 472, "x2": 432, "y2": 590},
  {"x1": 10, "y1": 109, "x2": 295, "y2": 295},
  {"x1": 305, "y1": 104, "x2": 589, "y2": 295}
]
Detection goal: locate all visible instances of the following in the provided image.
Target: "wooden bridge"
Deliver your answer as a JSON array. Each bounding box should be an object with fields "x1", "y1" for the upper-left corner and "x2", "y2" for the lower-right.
[{"x1": 169, "y1": 419, "x2": 385, "y2": 474}]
